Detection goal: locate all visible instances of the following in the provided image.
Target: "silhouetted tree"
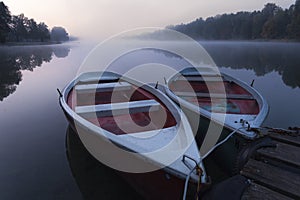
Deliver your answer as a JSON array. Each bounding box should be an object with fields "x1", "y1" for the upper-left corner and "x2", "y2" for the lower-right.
[
  {"x1": 0, "y1": 2, "x2": 69, "y2": 44},
  {"x1": 262, "y1": 8, "x2": 291, "y2": 39},
  {"x1": 231, "y1": 12, "x2": 253, "y2": 39},
  {"x1": 37, "y1": 22, "x2": 50, "y2": 42},
  {"x1": 10, "y1": 14, "x2": 28, "y2": 42},
  {"x1": 202, "y1": 17, "x2": 218, "y2": 39},
  {"x1": 26, "y1": 18, "x2": 39, "y2": 41},
  {"x1": 168, "y1": 1, "x2": 299, "y2": 41},
  {"x1": 0, "y1": 1, "x2": 11, "y2": 43},
  {"x1": 287, "y1": 0, "x2": 300, "y2": 39},
  {"x1": 250, "y1": 3, "x2": 279, "y2": 39},
  {"x1": 51, "y1": 26, "x2": 69, "y2": 42},
  {"x1": 8, "y1": 14, "x2": 51, "y2": 42}
]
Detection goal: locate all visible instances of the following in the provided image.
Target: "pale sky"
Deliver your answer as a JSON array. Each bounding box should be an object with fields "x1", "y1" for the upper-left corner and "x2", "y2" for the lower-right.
[{"x1": 4, "y1": 0, "x2": 295, "y2": 39}]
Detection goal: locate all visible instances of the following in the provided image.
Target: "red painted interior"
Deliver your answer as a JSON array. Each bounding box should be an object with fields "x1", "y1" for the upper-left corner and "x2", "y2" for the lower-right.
[
  {"x1": 170, "y1": 80, "x2": 251, "y2": 94},
  {"x1": 170, "y1": 76, "x2": 259, "y2": 115},
  {"x1": 67, "y1": 81, "x2": 177, "y2": 135}
]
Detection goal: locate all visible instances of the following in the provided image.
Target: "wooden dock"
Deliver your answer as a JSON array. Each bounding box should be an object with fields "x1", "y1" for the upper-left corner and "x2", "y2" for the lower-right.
[{"x1": 240, "y1": 131, "x2": 300, "y2": 200}]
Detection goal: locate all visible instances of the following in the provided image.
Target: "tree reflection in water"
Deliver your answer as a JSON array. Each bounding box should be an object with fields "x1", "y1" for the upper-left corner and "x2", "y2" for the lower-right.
[
  {"x1": 0, "y1": 45, "x2": 70, "y2": 101},
  {"x1": 151, "y1": 42, "x2": 300, "y2": 89},
  {"x1": 202, "y1": 42, "x2": 300, "y2": 89}
]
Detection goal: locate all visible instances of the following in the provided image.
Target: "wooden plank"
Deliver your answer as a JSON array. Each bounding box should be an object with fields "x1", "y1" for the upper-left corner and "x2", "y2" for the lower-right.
[
  {"x1": 75, "y1": 82, "x2": 131, "y2": 94},
  {"x1": 242, "y1": 183, "x2": 293, "y2": 200},
  {"x1": 75, "y1": 99, "x2": 160, "y2": 118},
  {"x1": 257, "y1": 142, "x2": 300, "y2": 168},
  {"x1": 241, "y1": 159, "x2": 300, "y2": 199},
  {"x1": 174, "y1": 91, "x2": 254, "y2": 100},
  {"x1": 269, "y1": 133, "x2": 300, "y2": 147}
]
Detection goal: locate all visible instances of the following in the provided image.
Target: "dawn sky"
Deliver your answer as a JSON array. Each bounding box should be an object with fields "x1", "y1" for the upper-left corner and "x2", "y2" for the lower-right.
[{"x1": 4, "y1": 0, "x2": 295, "y2": 39}]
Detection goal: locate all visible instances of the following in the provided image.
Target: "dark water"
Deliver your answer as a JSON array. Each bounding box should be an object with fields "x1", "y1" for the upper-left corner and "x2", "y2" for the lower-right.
[{"x1": 0, "y1": 41, "x2": 299, "y2": 199}]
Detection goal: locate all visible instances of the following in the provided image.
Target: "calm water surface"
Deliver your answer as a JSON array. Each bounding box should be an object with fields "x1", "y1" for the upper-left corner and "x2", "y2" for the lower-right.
[{"x1": 0, "y1": 41, "x2": 299, "y2": 199}]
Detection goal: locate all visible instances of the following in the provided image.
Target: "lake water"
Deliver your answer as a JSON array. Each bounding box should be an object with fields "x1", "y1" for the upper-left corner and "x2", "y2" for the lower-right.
[{"x1": 0, "y1": 41, "x2": 299, "y2": 199}]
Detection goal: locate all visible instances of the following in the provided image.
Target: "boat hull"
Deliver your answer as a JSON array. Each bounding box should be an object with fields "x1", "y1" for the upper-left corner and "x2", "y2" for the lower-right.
[
  {"x1": 65, "y1": 116, "x2": 198, "y2": 200},
  {"x1": 119, "y1": 168, "x2": 197, "y2": 200}
]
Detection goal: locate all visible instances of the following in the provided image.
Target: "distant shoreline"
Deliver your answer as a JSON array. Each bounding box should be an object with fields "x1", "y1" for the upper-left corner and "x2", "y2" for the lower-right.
[
  {"x1": 134, "y1": 35, "x2": 300, "y2": 43},
  {"x1": 197, "y1": 38, "x2": 300, "y2": 43},
  {"x1": 0, "y1": 41, "x2": 66, "y2": 47}
]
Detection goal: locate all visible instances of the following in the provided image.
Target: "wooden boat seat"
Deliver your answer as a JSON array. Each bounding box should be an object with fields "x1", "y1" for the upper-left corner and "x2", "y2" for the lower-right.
[
  {"x1": 75, "y1": 82, "x2": 131, "y2": 94},
  {"x1": 175, "y1": 91, "x2": 254, "y2": 100},
  {"x1": 177, "y1": 76, "x2": 224, "y2": 82},
  {"x1": 75, "y1": 99, "x2": 160, "y2": 118}
]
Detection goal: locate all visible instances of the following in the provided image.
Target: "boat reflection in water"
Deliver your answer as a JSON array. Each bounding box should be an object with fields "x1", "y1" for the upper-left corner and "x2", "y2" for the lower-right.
[{"x1": 65, "y1": 126, "x2": 142, "y2": 200}]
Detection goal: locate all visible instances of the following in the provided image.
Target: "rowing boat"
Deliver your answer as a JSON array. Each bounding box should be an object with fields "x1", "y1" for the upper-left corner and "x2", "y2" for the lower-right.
[
  {"x1": 165, "y1": 67, "x2": 268, "y2": 180},
  {"x1": 59, "y1": 71, "x2": 208, "y2": 199}
]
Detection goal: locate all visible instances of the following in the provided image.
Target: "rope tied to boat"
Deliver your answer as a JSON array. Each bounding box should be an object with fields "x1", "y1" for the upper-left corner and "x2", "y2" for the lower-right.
[
  {"x1": 195, "y1": 166, "x2": 203, "y2": 200},
  {"x1": 182, "y1": 160, "x2": 203, "y2": 200},
  {"x1": 250, "y1": 126, "x2": 300, "y2": 137},
  {"x1": 182, "y1": 127, "x2": 246, "y2": 200}
]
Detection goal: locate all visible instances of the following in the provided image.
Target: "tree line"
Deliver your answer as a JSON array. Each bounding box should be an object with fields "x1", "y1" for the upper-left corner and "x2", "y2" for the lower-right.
[
  {"x1": 0, "y1": 2, "x2": 69, "y2": 43},
  {"x1": 168, "y1": 1, "x2": 300, "y2": 40}
]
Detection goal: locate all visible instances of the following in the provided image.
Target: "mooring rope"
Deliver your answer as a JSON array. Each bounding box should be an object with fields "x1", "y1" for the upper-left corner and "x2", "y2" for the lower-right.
[{"x1": 182, "y1": 127, "x2": 246, "y2": 200}]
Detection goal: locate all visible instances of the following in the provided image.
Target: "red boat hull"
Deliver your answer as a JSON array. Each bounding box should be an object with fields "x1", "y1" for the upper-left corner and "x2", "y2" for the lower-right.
[{"x1": 119, "y1": 169, "x2": 197, "y2": 200}]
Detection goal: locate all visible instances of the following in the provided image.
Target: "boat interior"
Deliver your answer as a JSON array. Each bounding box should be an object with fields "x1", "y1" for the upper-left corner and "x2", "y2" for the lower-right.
[
  {"x1": 67, "y1": 78, "x2": 176, "y2": 135},
  {"x1": 169, "y1": 69, "x2": 259, "y2": 115}
]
